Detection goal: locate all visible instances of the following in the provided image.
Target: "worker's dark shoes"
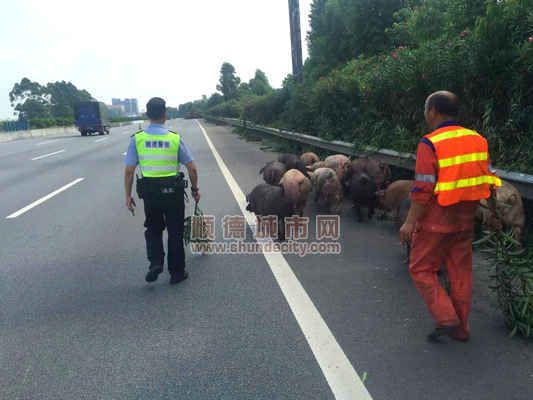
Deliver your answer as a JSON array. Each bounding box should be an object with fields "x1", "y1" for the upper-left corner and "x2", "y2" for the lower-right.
[
  {"x1": 427, "y1": 326, "x2": 457, "y2": 343},
  {"x1": 451, "y1": 327, "x2": 470, "y2": 342},
  {"x1": 451, "y1": 335, "x2": 470, "y2": 342},
  {"x1": 170, "y1": 271, "x2": 188, "y2": 285},
  {"x1": 145, "y1": 265, "x2": 163, "y2": 283}
]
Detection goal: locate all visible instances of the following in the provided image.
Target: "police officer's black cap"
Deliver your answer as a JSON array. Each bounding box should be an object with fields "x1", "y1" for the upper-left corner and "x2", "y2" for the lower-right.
[{"x1": 146, "y1": 97, "x2": 166, "y2": 119}]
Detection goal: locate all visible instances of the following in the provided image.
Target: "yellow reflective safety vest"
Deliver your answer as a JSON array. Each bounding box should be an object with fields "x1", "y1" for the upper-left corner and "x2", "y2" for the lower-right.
[{"x1": 135, "y1": 131, "x2": 181, "y2": 178}]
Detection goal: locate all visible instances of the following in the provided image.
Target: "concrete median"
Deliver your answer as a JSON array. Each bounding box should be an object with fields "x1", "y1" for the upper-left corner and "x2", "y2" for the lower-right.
[{"x1": 0, "y1": 121, "x2": 136, "y2": 143}]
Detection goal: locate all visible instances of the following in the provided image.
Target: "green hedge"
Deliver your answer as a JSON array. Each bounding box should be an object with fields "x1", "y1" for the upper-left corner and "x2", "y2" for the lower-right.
[{"x1": 29, "y1": 118, "x2": 74, "y2": 129}]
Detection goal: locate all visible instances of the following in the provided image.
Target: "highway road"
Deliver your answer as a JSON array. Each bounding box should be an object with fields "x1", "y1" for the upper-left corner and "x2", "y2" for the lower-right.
[{"x1": 1, "y1": 119, "x2": 531, "y2": 399}]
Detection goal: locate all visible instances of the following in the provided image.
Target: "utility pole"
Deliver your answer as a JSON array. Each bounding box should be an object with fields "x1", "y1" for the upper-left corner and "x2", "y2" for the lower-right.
[{"x1": 288, "y1": 0, "x2": 303, "y2": 82}]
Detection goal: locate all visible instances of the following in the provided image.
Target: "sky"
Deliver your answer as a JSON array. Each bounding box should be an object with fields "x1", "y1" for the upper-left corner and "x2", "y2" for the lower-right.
[{"x1": 0, "y1": 0, "x2": 312, "y2": 119}]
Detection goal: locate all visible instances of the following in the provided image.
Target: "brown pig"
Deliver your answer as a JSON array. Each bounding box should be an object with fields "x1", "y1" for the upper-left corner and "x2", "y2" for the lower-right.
[
  {"x1": 300, "y1": 152, "x2": 320, "y2": 166},
  {"x1": 324, "y1": 154, "x2": 351, "y2": 184},
  {"x1": 375, "y1": 181, "x2": 413, "y2": 263},
  {"x1": 346, "y1": 157, "x2": 391, "y2": 190},
  {"x1": 280, "y1": 169, "x2": 312, "y2": 216},
  {"x1": 396, "y1": 195, "x2": 412, "y2": 263},
  {"x1": 307, "y1": 161, "x2": 327, "y2": 171},
  {"x1": 260, "y1": 161, "x2": 287, "y2": 185},
  {"x1": 278, "y1": 153, "x2": 311, "y2": 179},
  {"x1": 476, "y1": 180, "x2": 525, "y2": 242},
  {"x1": 311, "y1": 167, "x2": 344, "y2": 213},
  {"x1": 377, "y1": 180, "x2": 414, "y2": 211}
]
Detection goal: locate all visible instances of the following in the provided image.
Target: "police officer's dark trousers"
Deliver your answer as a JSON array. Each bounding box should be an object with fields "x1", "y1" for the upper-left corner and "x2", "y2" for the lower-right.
[{"x1": 143, "y1": 190, "x2": 185, "y2": 276}]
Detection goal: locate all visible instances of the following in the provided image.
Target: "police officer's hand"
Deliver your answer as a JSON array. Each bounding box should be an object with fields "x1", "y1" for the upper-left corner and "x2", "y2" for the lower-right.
[
  {"x1": 192, "y1": 190, "x2": 201, "y2": 203},
  {"x1": 399, "y1": 222, "x2": 415, "y2": 244},
  {"x1": 126, "y1": 196, "x2": 136, "y2": 212}
]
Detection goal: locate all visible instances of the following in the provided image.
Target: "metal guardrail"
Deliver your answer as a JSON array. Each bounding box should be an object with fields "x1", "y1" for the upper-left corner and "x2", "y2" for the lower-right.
[{"x1": 203, "y1": 115, "x2": 533, "y2": 200}]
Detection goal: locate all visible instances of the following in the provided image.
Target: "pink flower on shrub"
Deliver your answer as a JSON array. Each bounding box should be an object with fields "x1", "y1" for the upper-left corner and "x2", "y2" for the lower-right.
[
  {"x1": 392, "y1": 52, "x2": 399, "y2": 59},
  {"x1": 447, "y1": 41, "x2": 452, "y2": 46},
  {"x1": 529, "y1": 37, "x2": 533, "y2": 42},
  {"x1": 460, "y1": 30, "x2": 467, "y2": 37},
  {"x1": 372, "y1": 66, "x2": 377, "y2": 70},
  {"x1": 354, "y1": 69, "x2": 359, "y2": 75},
  {"x1": 421, "y1": 73, "x2": 425, "y2": 80},
  {"x1": 398, "y1": 46, "x2": 405, "y2": 51}
]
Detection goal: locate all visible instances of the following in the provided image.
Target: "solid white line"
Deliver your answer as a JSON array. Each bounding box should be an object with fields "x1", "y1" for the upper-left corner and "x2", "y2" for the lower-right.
[
  {"x1": 195, "y1": 120, "x2": 372, "y2": 400},
  {"x1": 94, "y1": 137, "x2": 109, "y2": 143},
  {"x1": 6, "y1": 178, "x2": 85, "y2": 219},
  {"x1": 31, "y1": 149, "x2": 65, "y2": 161}
]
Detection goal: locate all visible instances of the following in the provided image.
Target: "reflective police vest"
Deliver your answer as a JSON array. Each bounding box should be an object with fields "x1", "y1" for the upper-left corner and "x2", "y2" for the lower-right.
[
  {"x1": 135, "y1": 131, "x2": 180, "y2": 178},
  {"x1": 424, "y1": 125, "x2": 502, "y2": 206}
]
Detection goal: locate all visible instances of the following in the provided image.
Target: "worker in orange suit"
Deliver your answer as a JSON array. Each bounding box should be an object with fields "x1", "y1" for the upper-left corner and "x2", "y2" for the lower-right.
[{"x1": 400, "y1": 91, "x2": 501, "y2": 343}]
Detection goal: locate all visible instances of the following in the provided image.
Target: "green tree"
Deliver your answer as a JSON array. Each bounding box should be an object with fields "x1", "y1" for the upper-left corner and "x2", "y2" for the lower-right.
[
  {"x1": 207, "y1": 93, "x2": 224, "y2": 109},
  {"x1": 307, "y1": 0, "x2": 406, "y2": 78},
  {"x1": 216, "y1": 62, "x2": 241, "y2": 100},
  {"x1": 9, "y1": 78, "x2": 50, "y2": 120},
  {"x1": 46, "y1": 81, "x2": 92, "y2": 118},
  {"x1": 166, "y1": 106, "x2": 180, "y2": 119},
  {"x1": 249, "y1": 69, "x2": 272, "y2": 96},
  {"x1": 9, "y1": 78, "x2": 93, "y2": 122}
]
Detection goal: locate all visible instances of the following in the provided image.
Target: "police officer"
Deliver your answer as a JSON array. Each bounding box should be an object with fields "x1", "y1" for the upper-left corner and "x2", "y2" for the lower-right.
[{"x1": 124, "y1": 97, "x2": 200, "y2": 284}]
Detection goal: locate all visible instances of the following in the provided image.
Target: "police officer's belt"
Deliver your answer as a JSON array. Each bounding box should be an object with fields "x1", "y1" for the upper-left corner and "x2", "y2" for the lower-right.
[{"x1": 136, "y1": 173, "x2": 187, "y2": 199}]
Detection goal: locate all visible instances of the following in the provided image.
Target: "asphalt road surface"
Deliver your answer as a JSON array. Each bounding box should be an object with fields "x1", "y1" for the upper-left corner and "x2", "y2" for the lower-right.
[{"x1": 1, "y1": 120, "x2": 531, "y2": 400}]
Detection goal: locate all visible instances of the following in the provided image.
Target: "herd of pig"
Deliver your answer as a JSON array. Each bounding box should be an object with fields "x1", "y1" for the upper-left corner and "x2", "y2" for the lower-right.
[{"x1": 246, "y1": 152, "x2": 526, "y2": 243}]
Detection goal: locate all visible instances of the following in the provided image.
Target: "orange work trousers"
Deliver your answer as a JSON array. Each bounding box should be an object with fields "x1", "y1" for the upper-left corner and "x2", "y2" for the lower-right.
[{"x1": 409, "y1": 230, "x2": 472, "y2": 338}]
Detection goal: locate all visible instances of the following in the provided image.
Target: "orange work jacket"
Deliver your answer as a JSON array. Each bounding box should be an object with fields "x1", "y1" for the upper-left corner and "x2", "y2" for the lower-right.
[{"x1": 424, "y1": 125, "x2": 501, "y2": 206}]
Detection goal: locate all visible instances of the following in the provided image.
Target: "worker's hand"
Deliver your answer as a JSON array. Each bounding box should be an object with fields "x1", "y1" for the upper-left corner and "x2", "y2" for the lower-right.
[
  {"x1": 399, "y1": 222, "x2": 415, "y2": 244},
  {"x1": 192, "y1": 190, "x2": 201, "y2": 203},
  {"x1": 126, "y1": 196, "x2": 136, "y2": 213},
  {"x1": 487, "y1": 214, "x2": 502, "y2": 230}
]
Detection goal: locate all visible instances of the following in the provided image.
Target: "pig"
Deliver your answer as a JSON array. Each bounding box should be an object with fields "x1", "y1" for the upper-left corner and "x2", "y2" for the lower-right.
[
  {"x1": 476, "y1": 180, "x2": 525, "y2": 242},
  {"x1": 396, "y1": 195, "x2": 412, "y2": 263},
  {"x1": 300, "y1": 152, "x2": 320, "y2": 166},
  {"x1": 396, "y1": 195, "x2": 411, "y2": 231},
  {"x1": 260, "y1": 161, "x2": 287, "y2": 185},
  {"x1": 278, "y1": 153, "x2": 311, "y2": 179},
  {"x1": 324, "y1": 154, "x2": 351, "y2": 184},
  {"x1": 346, "y1": 157, "x2": 391, "y2": 190},
  {"x1": 246, "y1": 183, "x2": 294, "y2": 241},
  {"x1": 311, "y1": 167, "x2": 344, "y2": 213},
  {"x1": 280, "y1": 169, "x2": 312, "y2": 217},
  {"x1": 377, "y1": 180, "x2": 415, "y2": 212},
  {"x1": 348, "y1": 162, "x2": 378, "y2": 222},
  {"x1": 307, "y1": 161, "x2": 327, "y2": 171}
]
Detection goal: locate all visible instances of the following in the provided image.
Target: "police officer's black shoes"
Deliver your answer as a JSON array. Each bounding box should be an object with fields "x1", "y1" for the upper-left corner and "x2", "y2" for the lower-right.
[
  {"x1": 170, "y1": 271, "x2": 188, "y2": 285},
  {"x1": 145, "y1": 265, "x2": 163, "y2": 283}
]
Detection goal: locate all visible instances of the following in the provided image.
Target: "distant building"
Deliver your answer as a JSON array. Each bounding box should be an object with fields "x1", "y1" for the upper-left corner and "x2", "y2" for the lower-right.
[
  {"x1": 106, "y1": 104, "x2": 125, "y2": 118},
  {"x1": 111, "y1": 98, "x2": 138, "y2": 116}
]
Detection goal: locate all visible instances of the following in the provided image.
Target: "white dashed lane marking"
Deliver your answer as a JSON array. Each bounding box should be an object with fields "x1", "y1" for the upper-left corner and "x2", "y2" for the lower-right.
[
  {"x1": 6, "y1": 178, "x2": 85, "y2": 219},
  {"x1": 31, "y1": 149, "x2": 65, "y2": 161}
]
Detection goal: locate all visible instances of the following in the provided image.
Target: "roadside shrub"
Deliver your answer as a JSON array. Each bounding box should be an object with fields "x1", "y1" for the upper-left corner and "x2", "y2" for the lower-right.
[{"x1": 209, "y1": 100, "x2": 243, "y2": 119}]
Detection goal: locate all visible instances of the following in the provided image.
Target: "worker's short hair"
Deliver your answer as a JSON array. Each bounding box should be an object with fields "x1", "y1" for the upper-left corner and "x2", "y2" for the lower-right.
[
  {"x1": 427, "y1": 92, "x2": 459, "y2": 118},
  {"x1": 146, "y1": 97, "x2": 166, "y2": 120}
]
